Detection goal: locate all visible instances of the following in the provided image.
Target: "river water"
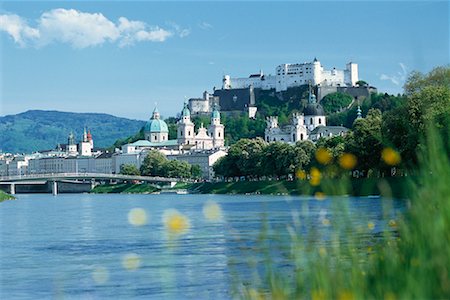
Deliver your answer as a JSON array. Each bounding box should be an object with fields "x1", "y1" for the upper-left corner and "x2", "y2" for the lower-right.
[{"x1": 0, "y1": 194, "x2": 405, "y2": 299}]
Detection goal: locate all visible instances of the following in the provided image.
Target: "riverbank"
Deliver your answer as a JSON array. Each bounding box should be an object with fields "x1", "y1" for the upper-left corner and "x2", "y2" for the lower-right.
[
  {"x1": 0, "y1": 190, "x2": 15, "y2": 202},
  {"x1": 188, "y1": 177, "x2": 411, "y2": 198},
  {"x1": 91, "y1": 183, "x2": 160, "y2": 194}
]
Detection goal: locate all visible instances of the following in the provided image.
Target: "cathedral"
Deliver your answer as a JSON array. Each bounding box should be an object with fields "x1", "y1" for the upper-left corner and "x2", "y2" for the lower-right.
[{"x1": 136, "y1": 103, "x2": 224, "y2": 151}]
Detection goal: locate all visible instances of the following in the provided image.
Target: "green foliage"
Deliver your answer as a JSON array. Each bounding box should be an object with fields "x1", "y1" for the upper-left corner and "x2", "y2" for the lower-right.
[
  {"x1": 0, "y1": 110, "x2": 145, "y2": 153},
  {"x1": 321, "y1": 92, "x2": 353, "y2": 114},
  {"x1": 91, "y1": 183, "x2": 159, "y2": 194},
  {"x1": 119, "y1": 164, "x2": 141, "y2": 176},
  {"x1": 345, "y1": 108, "x2": 383, "y2": 171},
  {"x1": 190, "y1": 164, "x2": 202, "y2": 179},
  {"x1": 356, "y1": 80, "x2": 368, "y2": 86},
  {"x1": 213, "y1": 138, "x2": 315, "y2": 179},
  {"x1": 140, "y1": 150, "x2": 197, "y2": 179},
  {"x1": 0, "y1": 190, "x2": 15, "y2": 202}
]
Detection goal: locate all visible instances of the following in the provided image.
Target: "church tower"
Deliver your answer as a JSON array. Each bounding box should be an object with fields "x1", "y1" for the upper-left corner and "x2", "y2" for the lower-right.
[
  {"x1": 79, "y1": 127, "x2": 92, "y2": 156},
  {"x1": 208, "y1": 106, "x2": 224, "y2": 148},
  {"x1": 67, "y1": 132, "x2": 78, "y2": 156},
  {"x1": 177, "y1": 103, "x2": 195, "y2": 146},
  {"x1": 292, "y1": 112, "x2": 308, "y2": 142}
]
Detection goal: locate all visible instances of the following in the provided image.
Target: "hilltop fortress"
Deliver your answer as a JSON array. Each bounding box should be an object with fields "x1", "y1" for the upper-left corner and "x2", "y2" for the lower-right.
[{"x1": 222, "y1": 58, "x2": 358, "y2": 92}]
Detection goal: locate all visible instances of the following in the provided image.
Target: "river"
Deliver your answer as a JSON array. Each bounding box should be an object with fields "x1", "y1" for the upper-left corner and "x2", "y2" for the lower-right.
[{"x1": 0, "y1": 194, "x2": 405, "y2": 299}]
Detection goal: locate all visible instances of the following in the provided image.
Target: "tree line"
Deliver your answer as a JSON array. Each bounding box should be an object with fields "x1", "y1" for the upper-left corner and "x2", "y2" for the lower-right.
[{"x1": 120, "y1": 150, "x2": 202, "y2": 179}]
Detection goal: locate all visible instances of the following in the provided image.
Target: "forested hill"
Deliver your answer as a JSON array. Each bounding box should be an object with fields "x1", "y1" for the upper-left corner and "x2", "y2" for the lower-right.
[{"x1": 0, "y1": 110, "x2": 145, "y2": 153}]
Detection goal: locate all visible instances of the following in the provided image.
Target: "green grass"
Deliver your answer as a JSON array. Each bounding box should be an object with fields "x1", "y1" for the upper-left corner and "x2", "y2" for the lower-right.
[
  {"x1": 0, "y1": 190, "x2": 15, "y2": 202},
  {"x1": 235, "y1": 127, "x2": 450, "y2": 299},
  {"x1": 190, "y1": 177, "x2": 410, "y2": 198},
  {"x1": 91, "y1": 183, "x2": 160, "y2": 194}
]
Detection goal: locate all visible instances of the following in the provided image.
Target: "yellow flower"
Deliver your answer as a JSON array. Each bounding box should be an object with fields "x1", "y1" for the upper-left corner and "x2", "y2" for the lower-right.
[
  {"x1": 388, "y1": 220, "x2": 397, "y2": 228},
  {"x1": 312, "y1": 290, "x2": 326, "y2": 300},
  {"x1": 315, "y1": 191, "x2": 326, "y2": 201},
  {"x1": 247, "y1": 288, "x2": 263, "y2": 300},
  {"x1": 128, "y1": 208, "x2": 148, "y2": 226},
  {"x1": 309, "y1": 167, "x2": 321, "y2": 186},
  {"x1": 92, "y1": 266, "x2": 109, "y2": 284},
  {"x1": 202, "y1": 201, "x2": 223, "y2": 221},
  {"x1": 338, "y1": 153, "x2": 357, "y2": 170},
  {"x1": 368, "y1": 221, "x2": 375, "y2": 230},
  {"x1": 163, "y1": 209, "x2": 190, "y2": 235},
  {"x1": 315, "y1": 148, "x2": 332, "y2": 165},
  {"x1": 318, "y1": 247, "x2": 327, "y2": 258},
  {"x1": 122, "y1": 253, "x2": 141, "y2": 271},
  {"x1": 296, "y1": 169, "x2": 307, "y2": 180},
  {"x1": 338, "y1": 290, "x2": 354, "y2": 300},
  {"x1": 382, "y1": 148, "x2": 401, "y2": 166},
  {"x1": 321, "y1": 218, "x2": 331, "y2": 226},
  {"x1": 384, "y1": 292, "x2": 396, "y2": 300}
]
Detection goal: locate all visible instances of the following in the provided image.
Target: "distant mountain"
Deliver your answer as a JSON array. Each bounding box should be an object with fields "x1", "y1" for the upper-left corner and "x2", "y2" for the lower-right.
[{"x1": 0, "y1": 110, "x2": 146, "y2": 153}]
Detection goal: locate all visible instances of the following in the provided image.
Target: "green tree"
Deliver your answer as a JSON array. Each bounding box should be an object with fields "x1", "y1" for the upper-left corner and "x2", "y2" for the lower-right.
[
  {"x1": 321, "y1": 92, "x2": 353, "y2": 114},
  {"x1": 190, "y1": 164, "x2": 202, "y2": 179},
  {"x1": 163, "y1": 160, "x2": 191, "y2": 178},
  {"x1": 345, "y1": 108, "x2": 383, "y2": 172},
  {"x1": 119, "y1": 164, "x2": 141, "y2": 176},
  {"x1": 140, "y1": 150, "x2": 167, "y2": 176}
]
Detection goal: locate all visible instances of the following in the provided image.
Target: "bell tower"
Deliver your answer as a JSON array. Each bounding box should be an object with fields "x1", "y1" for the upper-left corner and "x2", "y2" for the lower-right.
[
  {"x1": 177, "y1": 102, "x2": 195, "y2": 146},
  {"x1": 208, "y1": 105, "x2": 224, "y2": 148}
]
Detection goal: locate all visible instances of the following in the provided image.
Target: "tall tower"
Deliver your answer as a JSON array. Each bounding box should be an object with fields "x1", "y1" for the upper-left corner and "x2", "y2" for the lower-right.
[
  {"x1": 292, "y1": 112, "x2": 308, "y2": 142},
  {"x1": 208, "y1": 106, "x2": 224, "y2": 148},
  {"x1": 87, "y1": 129, "x2": 94, "y2": 149},
  {"x1": 67, "y1": 132, "x2": 78, "y2": 156},
  {"x1": 177, "y1": 103, "x2": 195, "y2": 146}
]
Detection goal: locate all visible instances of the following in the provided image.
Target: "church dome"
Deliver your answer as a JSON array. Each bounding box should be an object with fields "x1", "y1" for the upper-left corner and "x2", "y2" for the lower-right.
[
  {"x1": 211, "y1": 107, "x2": 220, "y2": 119},
  {"x1": 144, "y1": 107, "x2": 169, "y2": 133},
  {"x1": 182, "y1": 103, "x2": 191, "y2": 117},
  {"x1": 303, "y1": 103, "x2": 325, "y2": 116}
]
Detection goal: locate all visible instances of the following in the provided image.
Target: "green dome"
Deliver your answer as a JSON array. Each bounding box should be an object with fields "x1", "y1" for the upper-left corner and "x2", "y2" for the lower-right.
[
  {"x1": 212, "y1": 109, "x2": 220, "y2": 119},
  {"x1": 144, "y1": 119, "x2": 169, "y2": 133},
  {"x1": 182, "y1": 103, "x2": 190, "y2": 117}
]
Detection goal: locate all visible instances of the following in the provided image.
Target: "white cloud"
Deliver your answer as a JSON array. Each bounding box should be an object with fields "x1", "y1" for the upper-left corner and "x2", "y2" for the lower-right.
[
  {"x1": 198, "y1": 21, "x2": 212, "y2": 30},
  {"x1": 0, "y1": 14, "x2": 39, "y2": 46},
  {"x1": 167, "y1": 22, "x2": 190, "y2": 38},
  {"x1": 380, "y1": 63, "x2": 408, "y2": 86},
  {"x1": 0, "y1": 9, "x2": 180, "y2": 48}
]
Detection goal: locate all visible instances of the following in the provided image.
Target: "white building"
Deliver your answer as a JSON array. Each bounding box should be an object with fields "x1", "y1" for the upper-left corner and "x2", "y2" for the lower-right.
[
  {"x1": 264, "y1": 88, "x2": 347, "y2": 143},
  {"x1": 177, "y1": 103, "x2": 225, "y2": 150},
  {"x1": 223, "y1": 58, "x2": 358, "y2": 92},
  {"x1": 188, "y1": 91, "x2": 220, "y2": 115},
  {"x1": 167, "y1": 149, "x2": 227, "y2": 180}
]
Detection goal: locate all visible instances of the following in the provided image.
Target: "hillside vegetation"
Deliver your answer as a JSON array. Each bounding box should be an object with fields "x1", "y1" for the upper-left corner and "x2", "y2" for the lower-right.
[{"x1": 0, "y1": 110, "x2": 145, "y2": 153}]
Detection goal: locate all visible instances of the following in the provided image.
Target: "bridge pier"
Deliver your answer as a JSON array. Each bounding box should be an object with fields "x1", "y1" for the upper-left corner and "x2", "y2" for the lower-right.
[
  {"x1": 52, "y1": 181, "x2": 58, "y2": 196},
  {"x1": 10, "y1": 183, "x2": 15, "y2": 195}
]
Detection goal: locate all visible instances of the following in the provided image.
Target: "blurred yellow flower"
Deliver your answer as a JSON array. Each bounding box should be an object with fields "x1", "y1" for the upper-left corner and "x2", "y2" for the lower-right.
[
  {"x1": 92, "y1": 266, "x2": 109, "y2": 284},
  {"x1": 163, "y1": 209, "x2": 190, "y2": 235},
  {"x1": 382, "y1": 148, "x2": 401, "y2": 166},
  {"x1": 122, "y1": 253, "x2": 141, "y2": 271},
  {"x1": 388, "y1": 220, "x2": 397, "y2": 228},
  {"x1": 315, "y1": 191, "x2": 326, "y2": 201},
  {"x1": 309, "y1": 167, "x2": 321, "y2": 186},
  {"x1": 384, "y1": 292, "x2": 397, "y2": 300},
  {"x1": 248, "y1": 288, "x2": 263, "y2": 300},
  {"x1": 368, "y1": 221, "x2": 375, "y2": 230},
  {"x1": 318, "y1": 247, "x2": 327, "y2": 258},
  {"x1": 315, "y1": 148, "x2": 332, "y2": 165},
  {"x1": 312, "y1": 290, "x2": 326, "y2": 300},
  {"x1": 202, "y1": 201, "x2": 223, "y2": 221},
  {"x1": 128, "y1": 208, "x2": 148, "y2": 227},
  {"x1": 339, "y1": 153, "x2": 357, "y2": 170},
  {"x1": 321, "y1": 218, "x2": 331, "y2": 226},
  {"x1": 338, "y1": 290, "x2": 354, "y2": 300},
  {"x1": 296, "y1": 169, "x2": 307, "y2": 180}
]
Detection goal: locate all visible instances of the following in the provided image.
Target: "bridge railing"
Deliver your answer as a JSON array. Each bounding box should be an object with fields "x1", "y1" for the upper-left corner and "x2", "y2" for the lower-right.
[{"x1": 0, "y1": 173, "x2": 193, "y2": 183}]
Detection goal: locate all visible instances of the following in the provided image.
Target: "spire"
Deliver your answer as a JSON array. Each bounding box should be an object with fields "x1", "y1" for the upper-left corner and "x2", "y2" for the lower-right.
[
  {"x1": 152, "y1": 106, "x2": 160, "y2": 120},
  {"x1": 68, "y1": 131, "x2": 75, "y2": 145},
  {"x1": 308, "y1": 82, "x2": 316, "y2": 104},
  {"x1": 83, "y1": 127, "x2": 88, "y2": 142},
  {"x1": 357, "y1": 105, "x2": 362, "y2": 119}
]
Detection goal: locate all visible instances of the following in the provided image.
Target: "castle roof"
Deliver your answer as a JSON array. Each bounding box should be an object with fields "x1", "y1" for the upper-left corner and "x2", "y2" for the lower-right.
[{"x1": 303, "y1": 103, "x2": 325, "y2": 116}]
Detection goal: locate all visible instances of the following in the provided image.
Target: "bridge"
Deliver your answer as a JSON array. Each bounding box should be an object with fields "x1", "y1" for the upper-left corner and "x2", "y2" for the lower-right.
[{"x1": 0, "y1": 173, "x2": 191, "y2": 195}]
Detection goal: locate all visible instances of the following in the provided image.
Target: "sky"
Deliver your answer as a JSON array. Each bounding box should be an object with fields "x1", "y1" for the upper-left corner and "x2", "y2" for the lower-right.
[{"x1": 0, "y1": 1, "x2": 449, "y2": 120}]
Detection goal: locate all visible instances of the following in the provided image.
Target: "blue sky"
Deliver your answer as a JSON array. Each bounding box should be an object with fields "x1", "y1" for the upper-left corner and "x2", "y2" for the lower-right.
[{"x1": 1, "y1": 1, "x2": 449, "y2": 120}]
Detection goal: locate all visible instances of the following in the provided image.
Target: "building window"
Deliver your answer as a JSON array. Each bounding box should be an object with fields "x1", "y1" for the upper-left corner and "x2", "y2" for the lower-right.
[
  {"x1": 218, "y1": 132, "x2": 221, "y2": 137},
  {"x1": 273, "y1": 138, "x2": 276, "y2": 141},
  {"x1": 301, "y1": 134, "x2": 304, "y2": 140},
  {"x1": 292, "y1": 134, "x2": 295, "y2": 141},
  {"x1": 188, "y1": 131, "x2": 191, "y2": 136},
  {"x1": 310, "y1": 119, "x2": 313, "y2": 124},
  {"x1": 319, "y1": 118, "x2": 322, "y2": 124}
]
